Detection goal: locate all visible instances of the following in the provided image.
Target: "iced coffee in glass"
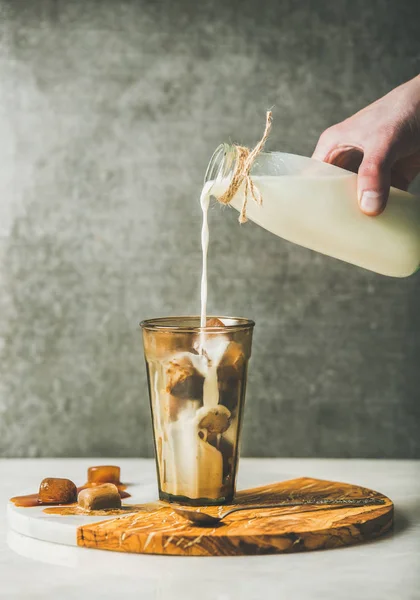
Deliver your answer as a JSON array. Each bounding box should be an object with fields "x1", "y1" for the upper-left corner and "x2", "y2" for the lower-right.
[{"x1": 141, "y1": 316, "x2": 254, "y2": 506}]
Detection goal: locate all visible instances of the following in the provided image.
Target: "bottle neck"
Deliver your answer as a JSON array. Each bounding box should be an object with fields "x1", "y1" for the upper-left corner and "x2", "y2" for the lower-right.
[{"x1": 204, "y1": 143, "x2": 238, "y2": 185}]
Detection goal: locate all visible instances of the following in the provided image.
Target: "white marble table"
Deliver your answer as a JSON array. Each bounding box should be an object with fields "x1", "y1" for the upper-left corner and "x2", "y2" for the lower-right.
[{"x1": 1, "y1": 458, "x2": 419, "y2": 599}]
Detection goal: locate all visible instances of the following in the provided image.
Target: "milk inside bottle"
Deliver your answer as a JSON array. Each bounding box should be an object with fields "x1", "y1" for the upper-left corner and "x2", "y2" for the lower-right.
[{"x1": 203, "y1": 144, "x2": 420, "y2": 278}]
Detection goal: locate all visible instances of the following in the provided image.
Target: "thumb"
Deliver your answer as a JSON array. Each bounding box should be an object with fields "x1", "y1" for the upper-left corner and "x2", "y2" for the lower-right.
[{"x1": 357, "y1": 152, "x2": 391, "y2": 216}]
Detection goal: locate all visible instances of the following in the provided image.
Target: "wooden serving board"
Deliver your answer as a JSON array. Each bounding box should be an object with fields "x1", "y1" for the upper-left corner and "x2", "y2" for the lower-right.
[{"x1": 78, "y1": 477, "x2": 393, "y2": 556}]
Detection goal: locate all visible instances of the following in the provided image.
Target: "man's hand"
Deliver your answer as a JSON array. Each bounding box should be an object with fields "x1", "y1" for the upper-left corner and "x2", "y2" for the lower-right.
[{"x1": 312, "y1": 75, "x2": 420, "y2": 216}]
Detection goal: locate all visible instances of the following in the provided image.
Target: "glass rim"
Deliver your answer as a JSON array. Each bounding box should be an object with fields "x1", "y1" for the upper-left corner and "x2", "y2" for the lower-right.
[{"x1": 140, "y1": 315, "x2": 255, "y2": 333}]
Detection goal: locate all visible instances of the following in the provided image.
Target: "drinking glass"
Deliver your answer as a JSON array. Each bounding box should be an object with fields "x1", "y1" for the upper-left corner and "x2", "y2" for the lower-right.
[{"x1": 141, "y1": 316, "x2": 254, "y2": 506}]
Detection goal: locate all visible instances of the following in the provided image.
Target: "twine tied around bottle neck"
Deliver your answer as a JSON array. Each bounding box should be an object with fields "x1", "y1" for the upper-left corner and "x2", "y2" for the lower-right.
[{"x1": 217, "y1": 111, "x2": 273, "y2": 223}]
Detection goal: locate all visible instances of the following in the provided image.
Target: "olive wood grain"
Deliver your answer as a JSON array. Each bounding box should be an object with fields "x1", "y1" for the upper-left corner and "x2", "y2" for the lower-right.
[{"x1": 77, "y1": 477, "x2": 393, "y2": 556}]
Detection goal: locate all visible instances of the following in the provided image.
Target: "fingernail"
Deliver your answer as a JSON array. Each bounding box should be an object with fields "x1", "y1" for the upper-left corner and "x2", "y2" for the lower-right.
[{"x1": 360, "y1": 191, "x2": 382, "y2": 215}]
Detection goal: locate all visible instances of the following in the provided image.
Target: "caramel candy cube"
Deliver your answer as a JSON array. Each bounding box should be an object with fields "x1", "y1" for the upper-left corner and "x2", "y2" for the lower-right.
[
  {"x1": 78, "y1": 483, "x2": 122, "y2": 510},
  {"x1": 87, "y1": 465, "x2": 121, "y2": 485},
  {"x1": 38, "y1": 478, "x2": 77, "y2": 505}
]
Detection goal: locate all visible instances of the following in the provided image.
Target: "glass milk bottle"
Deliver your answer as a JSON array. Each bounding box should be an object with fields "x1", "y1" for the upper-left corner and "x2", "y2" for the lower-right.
[{"x1": 204, "y1": 145, "x2": 420, "y2": 277}]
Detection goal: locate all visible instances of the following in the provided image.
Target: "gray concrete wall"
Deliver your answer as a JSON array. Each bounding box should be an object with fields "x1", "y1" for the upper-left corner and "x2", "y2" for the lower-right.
[{"x1": 0, "y1": 0, "x2": 419, "y2": 458}]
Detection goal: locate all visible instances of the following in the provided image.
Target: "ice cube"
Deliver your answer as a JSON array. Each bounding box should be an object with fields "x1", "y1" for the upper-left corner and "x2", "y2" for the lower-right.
[
  {"x1": 143, "y1": 329, "x2": 189, "y2": 361},
  {"x1": 205, "y1": 317, "x2": 225, "y2": 327},
  {"x1": 195, "y1": 405, "x2": 231, "y2": 435},
  {"x1": 165, "y1": 353, "x2": 205, "y2": 400},
  {"x1": 217, "y1": 341, "x2": 245, "y2": 413},
  {"x1": 218, "y1": 341, "x2": 245, "y2": 372},
  {"x1": 196, "y1": 336, "x2": 230, "y2": 367}
]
